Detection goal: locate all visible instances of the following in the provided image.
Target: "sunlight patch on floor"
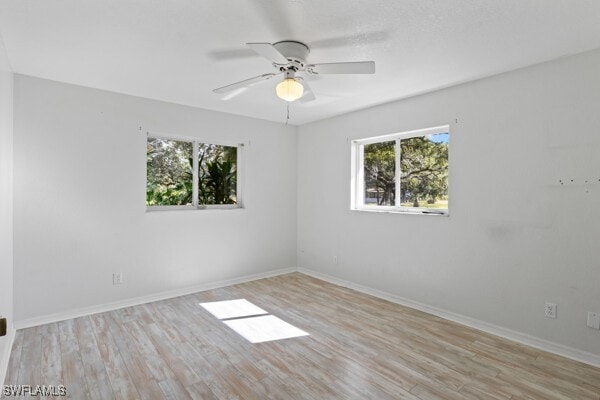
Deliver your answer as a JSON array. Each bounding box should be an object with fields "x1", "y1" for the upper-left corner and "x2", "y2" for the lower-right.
[
  {"x1": 199, "y1": 299, "x2": 268, "y2": 320},
  {"x1": 199, "y1": 298, "x2": 309, "y2": 343},
  {"x1": 223, "y1": 315, "x2": 309, "y2": 343}
]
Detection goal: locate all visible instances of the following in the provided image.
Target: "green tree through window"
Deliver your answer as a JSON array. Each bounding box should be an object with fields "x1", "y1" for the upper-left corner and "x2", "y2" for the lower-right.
[
  {"x1": 146, "y1": 137, "x2": 238, "y2": 207},
  {"x1": 146, "y1": 138, "x2": 193, "y2": 206},
  {"x1": 356, "y1": 129, "x2": 449, "y2": 212},
  {"x1": 364, "y1": 141, "x2": 396, "y2": 206},
  {"x1": 400, "y1": 135, "x2": 448, "y2": 208},
  {"x1": 198, "y1": 144, "x2": 237, "y2": 205}
]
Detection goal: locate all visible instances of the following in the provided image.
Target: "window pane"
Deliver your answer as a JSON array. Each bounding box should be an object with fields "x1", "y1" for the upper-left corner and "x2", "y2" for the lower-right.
[
  {"x1": 146, "y1": 138, "x2": 193, "y2": 206},
  {"x1": 198, "y1": 144, "x2": 237, "y2": 205},
  {"x1": 363, "y1": 141, "x2": 396, "y2": 206},
  {"x1": 400, "y1": 133, "x2": 448, "y2": 210}
]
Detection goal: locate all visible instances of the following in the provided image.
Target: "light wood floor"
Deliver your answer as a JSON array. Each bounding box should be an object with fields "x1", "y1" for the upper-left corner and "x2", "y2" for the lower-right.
[{"x1": 3, "y1": 273, "x2": 600, "y2": 399}]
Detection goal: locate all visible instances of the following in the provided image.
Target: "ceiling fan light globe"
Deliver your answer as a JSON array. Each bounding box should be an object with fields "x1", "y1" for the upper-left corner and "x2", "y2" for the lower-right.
[{"x1": 276, "y1": 78, "x2": 304, "y2": 102}]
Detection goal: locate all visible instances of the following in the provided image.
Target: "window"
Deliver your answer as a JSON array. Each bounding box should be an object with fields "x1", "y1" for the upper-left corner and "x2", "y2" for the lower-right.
[
  {"x1": 351, "y1": 126, "x2": 449, "y2": 214},
  {"x1": 146, "y1": 135, "x2": 241, "y2": 209}
]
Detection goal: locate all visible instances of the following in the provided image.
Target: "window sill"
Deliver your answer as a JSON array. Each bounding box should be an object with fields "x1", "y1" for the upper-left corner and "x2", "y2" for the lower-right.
[
  {"x1": 351, "y1": 208, "x2": 449, "y2": 217},
  {"x1": 146, "y1": 205, "x2": 244, "y2": 212}
]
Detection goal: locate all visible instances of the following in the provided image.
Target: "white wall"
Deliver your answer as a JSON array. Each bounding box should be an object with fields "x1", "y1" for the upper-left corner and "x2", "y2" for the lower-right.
[
  {"x1": 13, "y1": 75, "x2": 297, "y2": 322},
  {"x1": 298, "y1": 49, "x2": 600, "y2": 357},
  {"x1": 0, "y1": 37, "x2": 14, "y2": 383}
]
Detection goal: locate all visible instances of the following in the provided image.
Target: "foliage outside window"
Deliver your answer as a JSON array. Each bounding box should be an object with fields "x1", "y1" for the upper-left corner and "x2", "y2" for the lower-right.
[
  {"x1": 352, "y1": 126, "x2": 449, "y2": 214},
  {"x1": 146, "y1": 136, "x2": 240, "y2": 209}
]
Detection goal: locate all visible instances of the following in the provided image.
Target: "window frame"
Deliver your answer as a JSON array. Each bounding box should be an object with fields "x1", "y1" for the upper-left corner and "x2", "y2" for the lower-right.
[
  {"x1": 351, "y1": 125, "x2": 449, "y2": 215},
  {"x1": 146, "y1": 132, "x2": 244, "y2": 211}
]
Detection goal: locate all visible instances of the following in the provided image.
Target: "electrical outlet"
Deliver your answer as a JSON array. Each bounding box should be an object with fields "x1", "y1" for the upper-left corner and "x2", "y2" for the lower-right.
[
  {"x1": 587, "y1": 312, "x2": 600, "y2": 329},
  {"x1": 544, "y1": 302, "x2": 557, "y2": 319},
  {"x1": 113, "y1": 272, "x2": 123, "y2": 285}
]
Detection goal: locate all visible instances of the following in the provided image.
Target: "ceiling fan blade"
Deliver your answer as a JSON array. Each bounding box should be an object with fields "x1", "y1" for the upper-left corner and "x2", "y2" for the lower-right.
[
  {"x1": 220, "y1": 87, "x2": 248, "y2": 101},
  {"x1": 246, "y1": 42, "x2": 289, "y2": 65},
  {"x1": 306, "y1": 61, "x2": 375, "y2": 75},
  {"x1": 213, "y1": 73, "x2": 277, "y2": 94},
  {"x1": 299, "y1": 80, "x2": 316, "y2": 102}
]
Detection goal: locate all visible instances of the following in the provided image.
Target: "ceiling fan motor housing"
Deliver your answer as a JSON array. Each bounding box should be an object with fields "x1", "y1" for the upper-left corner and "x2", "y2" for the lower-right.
[{"x1": 273, "y1": 40, "x2": 310, "y2": 70}]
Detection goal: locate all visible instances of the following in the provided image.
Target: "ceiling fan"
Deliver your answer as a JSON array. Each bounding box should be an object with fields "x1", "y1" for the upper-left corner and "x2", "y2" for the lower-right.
[{"x1": 212, "y1": 41, "x2": 375, "y2": 102}]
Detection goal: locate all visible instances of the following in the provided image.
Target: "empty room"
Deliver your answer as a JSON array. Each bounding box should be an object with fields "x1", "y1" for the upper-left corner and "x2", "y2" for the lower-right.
[{"x1": 1, "y1": 1, "x2": 600, "y2": 399}]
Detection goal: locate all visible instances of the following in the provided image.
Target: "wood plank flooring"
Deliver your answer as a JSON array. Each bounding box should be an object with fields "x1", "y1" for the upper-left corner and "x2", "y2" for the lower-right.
[{"x1": 3, "y1": 273, "x2": 600, "y2": 399}]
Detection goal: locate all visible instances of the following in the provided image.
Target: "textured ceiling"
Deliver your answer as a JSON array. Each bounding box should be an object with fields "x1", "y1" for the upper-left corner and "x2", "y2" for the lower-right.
[{"x1": 1, "y1": 1, "x2": 600, "y2": 125}]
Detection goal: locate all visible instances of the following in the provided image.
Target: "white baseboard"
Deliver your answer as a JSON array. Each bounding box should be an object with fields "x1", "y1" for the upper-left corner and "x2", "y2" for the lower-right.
[
  {"x1": 14, "y1": 267, "x2": 296, "y2": 330},
  {"x1": 298, "y1": 267, "x2": 600, "y2": 369},
  {"x1": 1, "y1": 326, "x2": 16, "y2": 387}
]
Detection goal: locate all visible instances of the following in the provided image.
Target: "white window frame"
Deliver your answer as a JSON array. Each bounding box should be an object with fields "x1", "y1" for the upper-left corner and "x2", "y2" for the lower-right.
[
  {"x1": 351, "y1": 125, "x2": 449, "y2": 215},
  {"x1": 146, "y1": 132, "x2": 244, "y2": 211}
]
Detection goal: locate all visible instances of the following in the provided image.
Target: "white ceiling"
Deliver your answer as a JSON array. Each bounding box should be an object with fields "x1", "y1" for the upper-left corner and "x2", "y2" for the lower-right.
[{"x1": 1, "y1": 1, "x2": 600, "y2": 125}]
